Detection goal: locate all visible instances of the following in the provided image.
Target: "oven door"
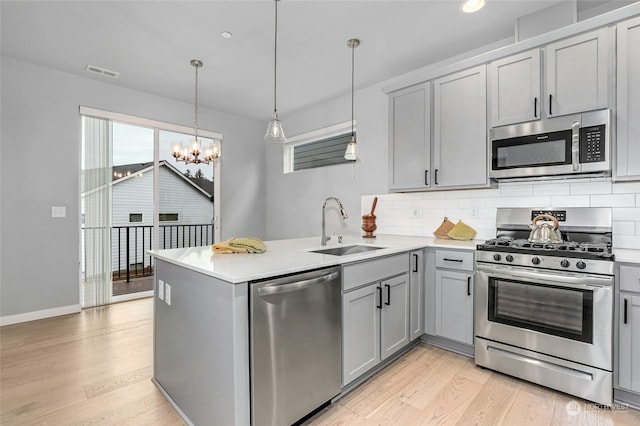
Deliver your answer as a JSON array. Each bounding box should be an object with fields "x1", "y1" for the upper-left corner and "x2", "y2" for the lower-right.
[{"x1": 475, "y1": 264, "x2": 613, "y2": 370}]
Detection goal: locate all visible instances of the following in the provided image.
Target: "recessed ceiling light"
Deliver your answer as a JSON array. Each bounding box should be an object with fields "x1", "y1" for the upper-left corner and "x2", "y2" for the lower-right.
[
  {"x1": 461, "y1": 0, "x2": 485, "y2": 13},
  {"x1": 221, "y1": 31, "x2": 232, "y2": 39}
]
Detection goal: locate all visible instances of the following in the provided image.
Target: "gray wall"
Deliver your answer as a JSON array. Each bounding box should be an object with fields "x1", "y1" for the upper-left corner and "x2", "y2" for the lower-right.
[
  {"x1": 0, "y1": 57, "x2": 265, "y2": 318},
  {"x1": 264, "y1": 82, "x2": 389, "y2": 241}
]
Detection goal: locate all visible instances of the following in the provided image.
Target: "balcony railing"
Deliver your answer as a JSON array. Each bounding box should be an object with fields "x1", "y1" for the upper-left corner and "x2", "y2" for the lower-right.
[{"x1": 82, "y1": 224, "x2": 214, "y2": 283}]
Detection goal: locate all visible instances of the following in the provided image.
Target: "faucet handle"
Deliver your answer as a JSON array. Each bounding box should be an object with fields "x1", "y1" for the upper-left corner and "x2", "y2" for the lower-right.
[{"x1": 338, "y1": 235, "x2": 343, "y2": 244}]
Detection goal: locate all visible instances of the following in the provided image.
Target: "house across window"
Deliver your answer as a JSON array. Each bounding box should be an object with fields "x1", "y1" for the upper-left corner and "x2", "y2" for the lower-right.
[
  {"x1": 159, "y1": 213, "x2": 179, "y2": 222},
  {"x1": 284, "y1": 121, "x2": 355, "y2": 173},
  {"x1": 129, "y1": 213, "x2": 142, "y2": 223}
]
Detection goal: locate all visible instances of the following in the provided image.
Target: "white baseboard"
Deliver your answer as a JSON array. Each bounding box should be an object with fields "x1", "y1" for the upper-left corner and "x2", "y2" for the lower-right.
[
  {"x1": 0, "y1": 304, "x2": 81, "y2": 326},
  {"x1": 112, "y1": 290, "x2": 153, "y2": 303}
]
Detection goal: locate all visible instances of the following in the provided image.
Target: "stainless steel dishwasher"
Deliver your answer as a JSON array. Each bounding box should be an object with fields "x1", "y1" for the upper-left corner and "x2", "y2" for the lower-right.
[{"x1": 250, "y1": 266, "x2": 342, "y2": 426}]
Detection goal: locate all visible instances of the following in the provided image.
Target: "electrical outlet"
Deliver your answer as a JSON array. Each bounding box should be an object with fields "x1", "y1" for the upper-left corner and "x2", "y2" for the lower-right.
[
  {"x1": 412, "y1": 207, "x2": 419, "y2": 217},
  {"x1": 471, "y1": 206, "x2": 479, "y2": 218},
  {"x1": 158, "y1": 279, "x2": 164, "y2": 300},
  {"x1": 165, "y1": 283, "x2": 171, "y2": 305}
]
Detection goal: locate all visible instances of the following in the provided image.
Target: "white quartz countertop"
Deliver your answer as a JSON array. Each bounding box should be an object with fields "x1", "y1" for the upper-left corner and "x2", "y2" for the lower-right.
[
  {"x1": 148, "y1": 234, "x2": 479, "y2": 283},
  {"x1": 614, "y1": 248, "x2": 640, "y2": 264}
]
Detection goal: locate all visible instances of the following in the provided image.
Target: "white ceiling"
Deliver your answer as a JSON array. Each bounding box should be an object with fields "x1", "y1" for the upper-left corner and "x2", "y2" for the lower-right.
[{"x1": 0, "y1": 0, "x2": 627, "y2": 122}]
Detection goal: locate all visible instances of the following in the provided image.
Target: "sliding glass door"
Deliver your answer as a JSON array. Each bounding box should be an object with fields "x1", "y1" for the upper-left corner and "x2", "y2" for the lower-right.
[{"x1": 80, "y1": 107, "x2": 222, "y2": 307}]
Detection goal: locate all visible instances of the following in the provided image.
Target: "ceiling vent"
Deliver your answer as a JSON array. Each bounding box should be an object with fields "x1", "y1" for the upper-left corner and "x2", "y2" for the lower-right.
[{"x1": 85, "y1": 64, "x2": 120, "y2": 78}]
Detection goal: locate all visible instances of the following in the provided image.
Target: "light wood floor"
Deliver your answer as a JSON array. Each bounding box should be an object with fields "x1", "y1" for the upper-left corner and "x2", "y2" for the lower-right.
[{"x1": 2, "y1": 298, "x2": 639, "y2": 425}]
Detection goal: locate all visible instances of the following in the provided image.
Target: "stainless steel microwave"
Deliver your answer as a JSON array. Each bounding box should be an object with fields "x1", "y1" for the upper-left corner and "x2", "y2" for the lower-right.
[{"x1": 489, "y1": 109, "x2": 611, "y2": 180}]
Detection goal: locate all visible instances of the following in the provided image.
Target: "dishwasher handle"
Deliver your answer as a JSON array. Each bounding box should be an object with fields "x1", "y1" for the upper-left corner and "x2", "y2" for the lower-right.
[{"x1": 257, "y1": 271, "x2": 340, "y2": 296}]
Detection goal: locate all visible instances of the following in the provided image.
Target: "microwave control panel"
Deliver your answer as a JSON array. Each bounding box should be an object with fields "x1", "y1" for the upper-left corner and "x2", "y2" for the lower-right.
[{"x1": 579, "y1": 124, "x2": 606, "y2": 163}]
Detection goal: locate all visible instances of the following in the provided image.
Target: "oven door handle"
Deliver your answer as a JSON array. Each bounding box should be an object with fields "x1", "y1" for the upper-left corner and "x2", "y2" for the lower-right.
[{"x1": 478, "y1": 266, "x2": 613, "y2": 288}]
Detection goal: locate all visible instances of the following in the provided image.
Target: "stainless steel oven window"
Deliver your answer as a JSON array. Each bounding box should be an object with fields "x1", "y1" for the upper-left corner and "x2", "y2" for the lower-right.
[{"x1": 488, "y1": 278, "x2": 594, "y2": 343}]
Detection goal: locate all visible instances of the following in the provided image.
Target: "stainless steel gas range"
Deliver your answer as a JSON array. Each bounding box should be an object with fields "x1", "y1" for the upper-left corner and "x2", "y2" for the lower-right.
[{"x1": 474, "y1": 207, "x2": 615, "y2": 406}]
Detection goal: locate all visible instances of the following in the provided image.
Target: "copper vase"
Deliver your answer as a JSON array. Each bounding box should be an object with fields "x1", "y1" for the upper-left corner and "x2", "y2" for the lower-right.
[{"x1": 362, "y1": 215, "x2": 377, "y2": 238}]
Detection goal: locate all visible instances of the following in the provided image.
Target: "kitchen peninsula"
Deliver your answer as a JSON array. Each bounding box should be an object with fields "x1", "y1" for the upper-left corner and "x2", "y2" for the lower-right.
[{"x1": 148, "y1": 234, "x2": 476, "y2": 425}]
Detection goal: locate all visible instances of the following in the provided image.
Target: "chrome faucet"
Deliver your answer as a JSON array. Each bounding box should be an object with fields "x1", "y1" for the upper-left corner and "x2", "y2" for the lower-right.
[{"x1": 321, "y1": 197, "x2": 348, "y2": 246}]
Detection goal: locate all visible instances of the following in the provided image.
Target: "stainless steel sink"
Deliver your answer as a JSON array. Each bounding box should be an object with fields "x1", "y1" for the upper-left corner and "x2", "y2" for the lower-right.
[{"x1": 309, "y1": 245, "x2": 385, "y2": 256}]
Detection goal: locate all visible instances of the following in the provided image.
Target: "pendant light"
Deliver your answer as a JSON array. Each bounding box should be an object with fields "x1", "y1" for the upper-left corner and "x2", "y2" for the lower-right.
[
  {"x1": 171, "y1": 60, "x2": 221, "y2": 164},
  {"x1": 344, "y1": 38, "x2": 360, "y2": 161},
  {"x1": 264, "y1": 0, "x2": 286, "y2": 143}
]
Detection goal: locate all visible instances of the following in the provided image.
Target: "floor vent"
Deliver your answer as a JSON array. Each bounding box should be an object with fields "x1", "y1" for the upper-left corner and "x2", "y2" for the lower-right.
[{"x1": 85, "y1": 64, "x2": 120, "y2": 78}]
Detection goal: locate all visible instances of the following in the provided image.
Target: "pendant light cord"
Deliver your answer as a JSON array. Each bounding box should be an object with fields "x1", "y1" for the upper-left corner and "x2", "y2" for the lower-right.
[
  {"x1": 273, "y1": 0, "x2": 278, "y2": 114},
  {"x1": 194, "y1": 63, "x2": 199, "y2": 141},
  {"x1": 351, "y1": 43, "x2": 355, "y2": 137}
]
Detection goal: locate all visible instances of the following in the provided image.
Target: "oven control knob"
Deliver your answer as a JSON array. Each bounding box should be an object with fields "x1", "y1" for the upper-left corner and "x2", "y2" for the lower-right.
[
  {"x1": 576, "y1": 261, "x2": 587, "y2": 270},
  {"x1": 493, "y1": 254, "x2": 501, "y2": 261},
  {"x1": 505, "y1": 255, "x2": 514, "y2": 262},
  {"x1": 531, "y1": 257, "x2": 541, "y2": 265},
  {"x1": 561, "y1": 259, "x2": 570, "y2": 268}
]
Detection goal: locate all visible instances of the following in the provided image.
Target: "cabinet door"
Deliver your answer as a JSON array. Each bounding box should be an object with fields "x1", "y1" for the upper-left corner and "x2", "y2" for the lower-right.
[
  {"x1": 433, "y1": 65, "x2": 487, "y2": 188},
  {"x1": 380, "y1": 274, "x2": 410, "y2": 360},
  {"x1": 616, "y1": 17, "x2": 640, "y2": 180},
  {"x1": 619, "y1": 293, "x2": 640, "y2": 393},
  {"x1": 409, "y1": 250, "x2": 424, "y2": 341},
  {"x1": 424, "y1": 249, "x2": 436, "y2": 335},
  {"x1": 489, "y1": 49, "x2": 541, "y2": 126},
  {"x1": 435, "y1": 270, "x2": 473, "y2": 345},
  {"x1": 388, "y1": 83, "x2": 431, "y2": 191},
  {"x1": 342, "y1": 283, "x2": 381, "y2": 386},
  {"x1": 545, "y1": 28, "x2": 610, "y2": 117}
]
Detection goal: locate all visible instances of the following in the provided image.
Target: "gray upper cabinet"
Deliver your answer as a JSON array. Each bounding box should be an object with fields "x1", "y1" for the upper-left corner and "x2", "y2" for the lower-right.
[
  {"x1": 489, "y1": 49, "x2": 542, "y2": 127},
  {"x1": 615, "y1": 17, "x2": 640, "y2": 181},
  {"x1": 545, "y1": 28, "x2": 611, "y2": 117},
  {"x1": 388, "y1": 83, "x2": 431, "y2": 191},
  {"x1": 433, "y1": 65, "x2": 488, "y2": 189}
]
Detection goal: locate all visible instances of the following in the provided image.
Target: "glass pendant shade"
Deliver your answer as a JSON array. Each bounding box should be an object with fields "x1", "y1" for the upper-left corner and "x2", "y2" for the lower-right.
[
  {"x1": 344, "y1": 135, "x2": 358, "y2": 161},
  {"x1": 264, "y1": 112, "x2": 286, "y2": 143}
]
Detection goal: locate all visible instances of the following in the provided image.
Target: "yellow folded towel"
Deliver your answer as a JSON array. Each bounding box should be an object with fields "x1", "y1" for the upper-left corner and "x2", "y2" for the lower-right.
[
  {"x1": 211, "y1": 242, "x2": 249, "y2": 254},
  {"x1": 211, "y1": 237, "x2": 266, "y2": 254},
  {"x1": 447, "y1": 220, "x2": 476, "y2": 240}
]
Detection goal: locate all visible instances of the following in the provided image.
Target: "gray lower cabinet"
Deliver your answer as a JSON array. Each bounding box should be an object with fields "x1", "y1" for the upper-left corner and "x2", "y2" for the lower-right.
[
  {"x1": 425, "y1": 249, "x2": 475, "y2": 348},
  {"x1": 618, "y1": 264, "x2": 640, "y2": 394},
  {"x1": 409, "y1": 250, "x2": 424, "y2": 341},
  {"x1": 342, "y1": 254, "x2": 410, "y2": 386},
  {"x1": 435, "y1": 269, "x2": 474, "y2": 345}
]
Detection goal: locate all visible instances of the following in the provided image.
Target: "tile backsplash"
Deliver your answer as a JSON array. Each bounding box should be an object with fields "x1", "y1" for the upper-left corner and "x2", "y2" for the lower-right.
[{"x1": 362, "y1": 178, "x2": 640, "y2": 250}]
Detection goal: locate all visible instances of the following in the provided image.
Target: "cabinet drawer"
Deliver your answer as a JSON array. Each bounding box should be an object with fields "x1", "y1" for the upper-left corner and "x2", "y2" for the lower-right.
[
  {"x1": 620, "y1": 265, "x2": 640, "y2": 292},
  {"x1": 343, "y1": 253, "x2": 408, "y2": 291},
  {"x1": 435, "y1": 250, "x2": 474, "y2": 271}
]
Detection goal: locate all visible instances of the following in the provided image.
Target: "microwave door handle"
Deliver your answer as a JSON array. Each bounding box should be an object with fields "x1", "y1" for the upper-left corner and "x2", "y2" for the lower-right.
[{"x1": 572, "y1": 120, "x2": 580, "y2": 171}]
